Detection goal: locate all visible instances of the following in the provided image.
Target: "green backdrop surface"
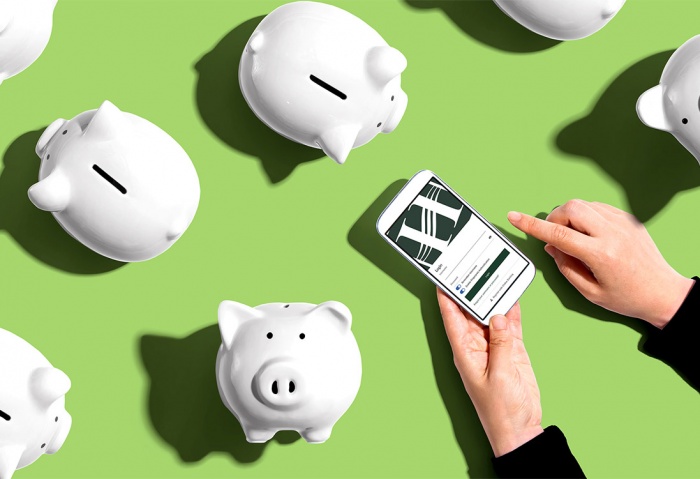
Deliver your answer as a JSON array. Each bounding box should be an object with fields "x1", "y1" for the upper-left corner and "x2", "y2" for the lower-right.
[{"x1": 1, "y1": 1, "x2": 699, "y2": 477}]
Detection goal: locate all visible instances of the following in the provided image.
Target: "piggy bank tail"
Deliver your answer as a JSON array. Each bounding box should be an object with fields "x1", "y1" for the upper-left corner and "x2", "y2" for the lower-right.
[{"x1": 0, "y1": 446, "x2": 23, "y2": 479}]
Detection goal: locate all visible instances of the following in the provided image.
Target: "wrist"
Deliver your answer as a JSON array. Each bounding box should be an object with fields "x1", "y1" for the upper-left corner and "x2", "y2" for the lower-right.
[
  {"x1": 644, "y1": 276, "x2": 695, "y2": 329},
  {"x1": 488, "y1": 424, "x2": 545, "y2": 458}
]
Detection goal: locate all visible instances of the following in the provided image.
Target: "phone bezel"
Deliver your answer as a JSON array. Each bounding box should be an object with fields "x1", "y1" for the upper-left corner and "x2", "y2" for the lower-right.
[{"x1": 376, "y1": 170, "x2": 536, "y2": 325}]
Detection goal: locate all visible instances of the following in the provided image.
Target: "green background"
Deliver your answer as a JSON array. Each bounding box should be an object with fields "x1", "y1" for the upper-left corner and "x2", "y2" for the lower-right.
[{"x1": 1, "y1": 0, "x2": 699, "y2": 477}]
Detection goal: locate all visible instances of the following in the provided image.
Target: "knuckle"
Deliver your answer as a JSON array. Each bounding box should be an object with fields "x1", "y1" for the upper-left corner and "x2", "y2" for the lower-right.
[
  {"x1": 551, "y1": 224, "x2": 570, "y2": 243},
  {"x1": 523, "y1": 215, "x2": 538, "y2": 231},
  {"x1": 490, "y1": 335, "x2": 511, "y2": 348},
  {"x1": 564, "y1": 199, "x2": 584, "y2": 211},
  {"x1": 557, "y1": 259, "x2": 573, "y2": 279}
]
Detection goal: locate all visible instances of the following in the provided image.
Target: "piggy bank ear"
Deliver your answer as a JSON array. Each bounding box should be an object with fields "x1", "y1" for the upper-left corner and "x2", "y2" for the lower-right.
[
  {"x1": 311, "y1": 301, "x2": 352, "y2": 332},
  {"x1": 367, "y1": 46, "x2": 407, "y2": 85},
  {"x1": 637, "y1": 85, "x2": 670, "y2": 132},
  {"x1": 316, "y1": 125, "x2": 360, "y2": 164},
  {"x1": 84, "y1": 100, "x2": 126, "y2": 141},
  {"x1": 246, "y1": 31, "x2": 264, "y2": 53},
  {"x1": 218, "y1": 301, "x2": 262, "y2": 349},
  {"x1": 36, "y1": 118, "x2": 67, "y2": 157},
  {"x1": 31, "y1": 367, "x2": 71, "y2": 406},
  {"x1": 0, "y1": 446, "x2": 23, "y2": 479},
  {"x1": 603, "y1": 0, "x2": 625, "y2": 18},
  {"x1": 28, "y1": 172, "x2": 71, "y2": 212},
  {"x1": 46, "y1": 413, "x2": 72, "y2": 455},
  {"x1": 0, "y1": 3, "x2": 16, "y2": 33}
]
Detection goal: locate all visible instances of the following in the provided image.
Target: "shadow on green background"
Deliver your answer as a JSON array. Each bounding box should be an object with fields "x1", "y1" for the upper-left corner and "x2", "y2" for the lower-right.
[
  {"x1": 348, "y1": 180, "x2": 496, "y2": 479},
  {"x1": 556, "y1": 51, "x2": 700, "y2": 223},
  {"x1": 404, "y1": 0, "x2": 560, "y2": 53},
  {"x1": 194, "y1": 16, "x2": 325, "y2": 185},
  {"x1": 140, "y1": 327, "x2": 299, "y2": 463},
  {"x1": 0, "y1": 129, "x2": 124, "y2": 274}
]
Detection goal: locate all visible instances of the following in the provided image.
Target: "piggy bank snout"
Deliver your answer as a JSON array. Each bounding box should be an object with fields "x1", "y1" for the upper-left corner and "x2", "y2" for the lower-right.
[
  {"x1": 46, "y1": 413, "x2": 72, "y2": 455},
  {"x1": 255, "y1": 362, "x2": 306, "y2": 409},
  {"x1": 382, "y1": 90, "x2": 408, "y2": 134}
]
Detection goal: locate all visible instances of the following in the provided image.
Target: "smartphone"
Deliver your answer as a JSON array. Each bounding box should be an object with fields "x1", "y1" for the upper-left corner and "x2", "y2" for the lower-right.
[{"x1": 376, "y1": 170, "x2": 535, "y2": 325}]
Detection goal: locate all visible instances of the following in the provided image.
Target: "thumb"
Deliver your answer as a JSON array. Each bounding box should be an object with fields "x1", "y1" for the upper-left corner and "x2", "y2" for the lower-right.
[{"x1": 488, "y1": 315, "x2": 513, "y2": 373}]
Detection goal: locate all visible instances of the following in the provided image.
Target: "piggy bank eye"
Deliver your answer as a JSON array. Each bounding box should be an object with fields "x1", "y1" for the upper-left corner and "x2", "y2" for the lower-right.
[
  {"x1": 683, "y1": 118, "x2": 689, "y2": 125},
  {"x1": 266, "y1": 332, "x2": 273, "y2": 339},
  {"x1": 0, "y1": 410, "x2": 10, "y2": 421},
  {"x1": 299, "y1": 333, "x2": 306, "y2": 340},
  {"x1": 391, "y1": 95, "x2": 395, "y2": 101},
  {"x1": 46, "y1": 154, "x2": 50, "y2": 160},
  {"x1": 62, "y1": 129, "x2": 68, "y2": 135}
]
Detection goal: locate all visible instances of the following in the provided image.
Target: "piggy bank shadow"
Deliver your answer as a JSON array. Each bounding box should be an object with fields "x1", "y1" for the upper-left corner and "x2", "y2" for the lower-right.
[
  {"x1": 556, "y1": 51, "x2": 700, "y2": 223},
  {"x1": 139, "y1": 326, "x2": 299, "y2": 464},
  {"x1": 194, "y1": 16, "x2": 325, "y2": 185},
  {"x1": 404, "y1": 0, "x2": 560, "y2": 53},
  {"x1": 348, "y1": 180, "x2": 496, "y2": 478},
  {"x1": 0, "y1": 130, "x2": 124, "y2": 274}
]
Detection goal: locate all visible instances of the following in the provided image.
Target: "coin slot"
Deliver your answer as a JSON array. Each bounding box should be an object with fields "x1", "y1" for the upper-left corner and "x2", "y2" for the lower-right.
[
  {"x1": 92, "y1": 164, "x2": 127, "y2": 194},
  {"x1": 310, "y1": 75, "x2": 347, "y2": 100}
]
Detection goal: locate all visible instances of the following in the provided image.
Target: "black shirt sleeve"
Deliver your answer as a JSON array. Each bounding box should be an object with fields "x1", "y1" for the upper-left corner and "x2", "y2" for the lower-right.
[
  {"x1": 643, "y1": 277, "x2": 700, "y2": 390},
  {"x1": 492, "y1": 426, "x2": 585, "y2": 478}
]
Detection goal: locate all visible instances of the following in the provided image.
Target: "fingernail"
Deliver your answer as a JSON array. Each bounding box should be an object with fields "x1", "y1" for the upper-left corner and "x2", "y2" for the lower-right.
[
  {"x1": 544, "y1": 244, "x2": 555, "y2": 257},
  {"x1": 507, "y1": 211, "x2": 522, "y2": 223},
  {"x1": 491, "y1": 315, "x2": 507, "y2": 330}
]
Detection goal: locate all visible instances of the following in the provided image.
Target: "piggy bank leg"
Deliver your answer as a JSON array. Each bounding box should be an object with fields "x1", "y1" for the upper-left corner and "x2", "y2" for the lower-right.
[
  {"x1": 300, "y1": 427, "x2": 333, "y2": 444},
  {"x1": 243, "y1": 427, "x2": 276, "y2": 443},
  {"x1": 0, "y1": 445, "x2": 23, "y2": 479}
]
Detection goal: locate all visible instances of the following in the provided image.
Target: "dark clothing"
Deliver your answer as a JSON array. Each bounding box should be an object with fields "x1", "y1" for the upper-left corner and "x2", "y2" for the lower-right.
[
  {"x1": 644, "y1": 277, "x2": 700, "y2": 389},
  {"x1": 492, "y1": 426, "x2": 585, "y2": 478},
  {"x1": 492, "y1": 277, "x2": 699, "y2": 478}
]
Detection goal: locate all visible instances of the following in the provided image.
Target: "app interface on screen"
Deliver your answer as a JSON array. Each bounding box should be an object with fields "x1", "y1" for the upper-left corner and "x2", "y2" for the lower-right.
[{"x1": 385, "y1": 177, "x2": 529, "y2": 318}]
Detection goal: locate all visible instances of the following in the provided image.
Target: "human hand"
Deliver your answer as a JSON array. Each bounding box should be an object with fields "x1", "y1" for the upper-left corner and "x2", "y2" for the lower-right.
[
  {"x1": 437, "y1": 288, "x2": 543, "y2": 457},
  {"x1": 508, "y1": 200, "x2": 694, "y2": 329}
]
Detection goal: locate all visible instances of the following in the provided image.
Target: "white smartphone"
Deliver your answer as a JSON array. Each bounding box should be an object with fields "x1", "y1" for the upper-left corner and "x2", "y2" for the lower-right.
[{"x1": 376, "y1": 170, "x2": 535, "y2": 325}]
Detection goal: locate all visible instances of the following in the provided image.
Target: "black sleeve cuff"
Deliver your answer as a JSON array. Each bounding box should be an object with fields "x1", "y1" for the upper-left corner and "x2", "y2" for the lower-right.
[
  {"x1": 492, "y1": 426, "x2": 585, "y2": 478},
  {"x1": 643, "y1": 277, "x2": 700, "y2": 388}
]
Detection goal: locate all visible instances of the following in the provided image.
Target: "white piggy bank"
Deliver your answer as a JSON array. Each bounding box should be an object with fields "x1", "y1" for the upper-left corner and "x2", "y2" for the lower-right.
[
  {"x1": 0, "y1": 329, "x2": 71, "y2": 479},
  {"x1": 239, "y1": 1, "x2": 408, "y2": 165},
  {"x1": 0, "y1": 0, "x2": 57, "y2": 84},
  {"x1": 637, "y1": 36, "x2": 700, "y2": 165},
  {"x1": 493, "y1": 0, "x2": 625, "y2": 40},
  {"x1": 28, "y1": 100, "x2": 201, "y2": 262},
  {"x1": 216, "y1": 300, "x2": 362, "y2": 443}
]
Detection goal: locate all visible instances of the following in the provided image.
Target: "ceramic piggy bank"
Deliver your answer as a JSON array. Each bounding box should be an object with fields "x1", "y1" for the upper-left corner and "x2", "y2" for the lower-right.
[
  {"x1": 216, "y1": 300, "x2": 362, "y2": 443},
  {"x1": 0, "y1": 328, "x2": 71, "y2": 479},
  {"x1": 28, "y1": 100, "x2": 201, "y2": 262},
  {"x1": 239, "y1": 1, "x2": 408, "y2": 164},
  {"x1": 493, "y1": 0, "x2": 625, "y2": 40},
  {"x1": 0, "y1": 0, "x2": 57, "y2": 84},
  {"x1": 637, "y1": 36, "x2": 700, "y2": 165}
]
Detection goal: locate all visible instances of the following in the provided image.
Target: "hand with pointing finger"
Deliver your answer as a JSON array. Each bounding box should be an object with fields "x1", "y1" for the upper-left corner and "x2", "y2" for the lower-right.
[{"x1": 507, "y1": 200, "x2": 695, "y2": 329}]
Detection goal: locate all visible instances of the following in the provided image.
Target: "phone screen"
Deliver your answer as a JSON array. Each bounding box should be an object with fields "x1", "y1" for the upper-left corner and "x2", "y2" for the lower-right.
[{"x1": 384, "y1": 176, "x2": 530, "y2": 320}]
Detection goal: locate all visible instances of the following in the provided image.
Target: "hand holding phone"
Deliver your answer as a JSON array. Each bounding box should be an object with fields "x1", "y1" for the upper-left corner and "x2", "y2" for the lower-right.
[{"x1": 376, "y1": 170, "x2": 535, "y2": 325}]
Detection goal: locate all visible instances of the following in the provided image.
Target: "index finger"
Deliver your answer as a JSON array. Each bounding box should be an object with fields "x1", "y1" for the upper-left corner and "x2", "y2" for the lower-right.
[{"x1": 507, "y1": 211, "x2": 594, "y2": 262}]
